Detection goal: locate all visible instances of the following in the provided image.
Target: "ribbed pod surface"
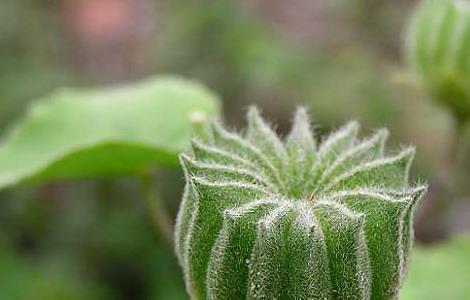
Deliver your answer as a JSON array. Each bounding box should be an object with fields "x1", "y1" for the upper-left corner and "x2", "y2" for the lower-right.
[
  {"x1": 175, "y1": 107, "x2": 426, "y2": 299},
  {"x1": 406, "y1": 0, "x2": 470, "y2": 121}
]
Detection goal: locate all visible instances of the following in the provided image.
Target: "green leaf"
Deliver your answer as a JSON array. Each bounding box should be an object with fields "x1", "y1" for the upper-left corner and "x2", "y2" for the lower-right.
[
  {"x1": 0, "y1": 76, "x2": 220, "y2": 189},
  {"x1": 0, "y1": 243, "x2": 113, "y2": 300},
  {"x1": 400, "y1": 235, "x2": 470, "y2": 300}
]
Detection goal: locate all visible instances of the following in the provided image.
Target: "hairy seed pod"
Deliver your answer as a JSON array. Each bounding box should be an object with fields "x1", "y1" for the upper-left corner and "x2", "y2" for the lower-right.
[
  {"x1": 406, "y1": 0, "x2": 470, "y2": 123},
  {"x1": 175, "y1": 107, "x2": 426, "y2": 299}
]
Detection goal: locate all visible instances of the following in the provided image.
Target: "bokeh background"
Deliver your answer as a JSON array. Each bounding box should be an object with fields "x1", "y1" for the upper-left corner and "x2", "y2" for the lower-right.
[{"x1": 1, "y1": 0, "x2": 469, "y2": 299}]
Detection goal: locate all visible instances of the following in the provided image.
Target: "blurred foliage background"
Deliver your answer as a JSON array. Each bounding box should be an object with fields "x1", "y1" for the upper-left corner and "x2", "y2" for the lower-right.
[{"x1": 0, "y1": 0, "x2": 469, "y2": 299}]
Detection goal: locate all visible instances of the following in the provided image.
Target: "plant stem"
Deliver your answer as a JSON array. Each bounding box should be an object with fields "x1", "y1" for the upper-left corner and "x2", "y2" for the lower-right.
[
  {"x1": 416, "y1": 116, "x2": 465, "y2": 243},
  {"x1": 141, "y1": 171, "x2": 174, "y2": 248}
]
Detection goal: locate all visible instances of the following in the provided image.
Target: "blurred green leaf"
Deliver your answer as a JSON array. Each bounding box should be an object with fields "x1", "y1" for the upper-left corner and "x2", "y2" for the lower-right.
[
  {"x1": 400, "y1": 235, "x2": 470, "y2": 299},
  {"x1": 0, "y1": 243, "x2": 114, "y2": 300},
  {"x1": 0, "y1": 76, "x2": 220, "y2": 190}
]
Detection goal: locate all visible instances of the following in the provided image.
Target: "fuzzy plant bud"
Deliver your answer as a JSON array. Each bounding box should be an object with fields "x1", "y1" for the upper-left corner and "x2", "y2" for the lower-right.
[
  {"x1": 175, "y1": 107, "x2": 426, "y2": 300},
  {"x1": 406, "y1": 0, "x2": 470, "y2": 123}
]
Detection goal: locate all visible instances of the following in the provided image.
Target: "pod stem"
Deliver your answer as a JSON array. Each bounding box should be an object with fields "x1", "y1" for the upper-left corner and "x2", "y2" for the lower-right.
[
  {"x1": 141, "y1": 170, "x2": 174, "y2": 247},
  {"x1": 416, "y1": 114, "x2": 465, "y2": 242}
]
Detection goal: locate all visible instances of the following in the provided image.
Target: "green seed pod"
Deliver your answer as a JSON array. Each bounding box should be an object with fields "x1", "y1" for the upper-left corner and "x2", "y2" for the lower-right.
[
  {"x1": 406, "y1": 0, "x2": 470, "y2": 123},
  {"x1": 175, "y1": 107, "x2": 426, "y2": 299}
]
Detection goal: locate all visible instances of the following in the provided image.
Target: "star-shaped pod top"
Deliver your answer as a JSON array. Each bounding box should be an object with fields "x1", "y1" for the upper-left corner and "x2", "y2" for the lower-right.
[{"x1": 175, "y1": 107, "x2": 426, "y2": 300}]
